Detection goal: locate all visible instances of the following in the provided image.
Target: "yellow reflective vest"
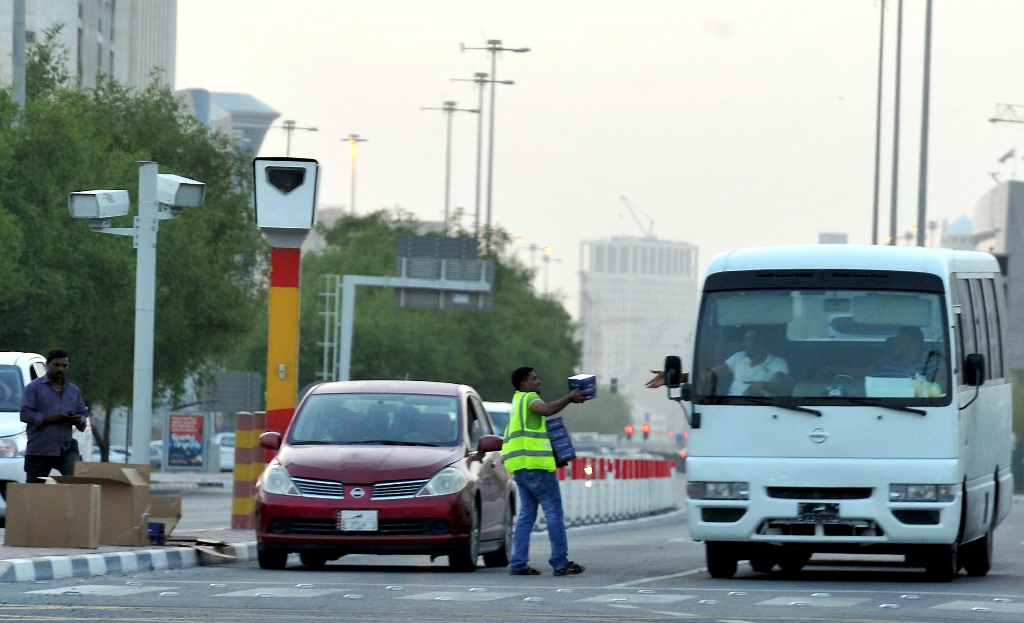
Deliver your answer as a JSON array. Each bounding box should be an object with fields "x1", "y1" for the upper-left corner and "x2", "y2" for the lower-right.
[{"x1": 501, "y1": 391, "x2": 555, "y2": 472}]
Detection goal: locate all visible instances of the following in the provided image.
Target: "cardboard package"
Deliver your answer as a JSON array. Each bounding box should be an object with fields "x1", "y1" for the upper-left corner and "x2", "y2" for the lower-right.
[
  {"x1": 4, "y1": 482, "x2": 101, "y2": 548},
  {"x1": 55, "y1": 462, "x2": 151, "y2": 546},
  {"x1": 148, "y1": 496, "x2": 182, "y2": 538},
  {"x1": 568, "y1": 373, "x2": 597, "y2": 400}
]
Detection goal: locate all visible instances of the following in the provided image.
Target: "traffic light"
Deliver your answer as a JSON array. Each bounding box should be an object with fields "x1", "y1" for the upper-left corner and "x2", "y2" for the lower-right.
[
  {"x1": 624, "y1": 424, "x2": 634, "y2": 440},
  {"x1": 610, "y1": 377, "x2": 618, "y2": 393},
  {"x1": 641, "y1": 423, "x2": 651, "y2": 440}
]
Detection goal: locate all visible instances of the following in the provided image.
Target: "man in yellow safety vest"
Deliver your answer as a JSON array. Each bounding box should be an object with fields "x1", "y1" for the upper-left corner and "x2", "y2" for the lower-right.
[{"x1": 503, "y1": 366, "x2": 586, "y2": 576}]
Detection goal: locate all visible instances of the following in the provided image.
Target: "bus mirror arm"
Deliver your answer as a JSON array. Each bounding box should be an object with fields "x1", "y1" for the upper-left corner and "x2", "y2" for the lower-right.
[{"x1": 664, "y1": 355, "x2": 701, "y2": 428}]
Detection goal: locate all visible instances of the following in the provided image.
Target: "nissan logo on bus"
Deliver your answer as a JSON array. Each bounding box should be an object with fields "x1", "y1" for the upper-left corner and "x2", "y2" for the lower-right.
[{"x1": 809, "y1": 428, "x2": 829, "y2": 444}]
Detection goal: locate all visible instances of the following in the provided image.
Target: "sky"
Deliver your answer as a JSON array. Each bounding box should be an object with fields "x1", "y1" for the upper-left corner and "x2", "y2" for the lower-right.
[{"x1": 176, "y1": 1, "x2": 1024, "y2": 319}]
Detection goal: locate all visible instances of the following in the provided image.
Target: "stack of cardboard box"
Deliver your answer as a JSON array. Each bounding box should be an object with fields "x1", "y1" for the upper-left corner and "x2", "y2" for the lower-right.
[{"x1": 5, "y1": 462, "x2": 181, "y2": 549}]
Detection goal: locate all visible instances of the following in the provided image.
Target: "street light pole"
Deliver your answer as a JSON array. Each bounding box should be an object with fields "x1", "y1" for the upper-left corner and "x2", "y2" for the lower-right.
[
  {"x1": 130, "y1": 162, "x2": 159, "y2": 466},
  {"x1": 461, "y1": 39, "x2": 530, "y2": 250},
  {"x1": 276, "y1": 119, "x2": 318, "y2": 157},
  {"x1": 344, "y1": 134, "x2": 367, "y2": 215},
  {"x1": 422, "y1": 101, "x2": 478, "y2": 234}
]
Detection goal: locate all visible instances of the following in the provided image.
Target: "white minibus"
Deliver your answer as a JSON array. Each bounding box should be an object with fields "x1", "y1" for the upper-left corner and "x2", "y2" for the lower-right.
[{"x1": 661, "y1": 245, "x2": 1012, "y2": 581}]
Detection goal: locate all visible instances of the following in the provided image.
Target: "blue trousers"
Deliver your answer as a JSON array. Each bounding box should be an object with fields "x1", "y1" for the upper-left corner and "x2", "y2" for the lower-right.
[{"x1": 511, "y1": 469, "x2": 569, "y2": 571}]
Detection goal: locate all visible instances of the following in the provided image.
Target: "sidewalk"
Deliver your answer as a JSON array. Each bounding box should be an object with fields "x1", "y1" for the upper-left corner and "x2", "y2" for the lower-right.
[{"x1": 0, "y1": 469, "x2": 257, "y2": 583}]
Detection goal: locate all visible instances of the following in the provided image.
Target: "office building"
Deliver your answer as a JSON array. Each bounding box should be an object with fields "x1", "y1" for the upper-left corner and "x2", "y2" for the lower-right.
[
  {"x1": 579, "y1": 236, "x2": 698, "y2": 435},
  {"x1": 0, "y1": 0, "x2": 176, "y2": 90}
]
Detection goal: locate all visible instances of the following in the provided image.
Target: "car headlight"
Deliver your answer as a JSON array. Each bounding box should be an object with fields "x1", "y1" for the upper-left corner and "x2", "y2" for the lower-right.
[
  {"x1": 687, "y1": 481, "x2": 749, "y2": 500},
  {"x1": 258, "y1": 463, "x2": 300, "y2": 496},
  {"x1": 889, "y1": 484, "x2": 955, "y2": 503},
  {"x1": 417, "y1": 466, "x2": 469, "y2": 497},
  {"x1": 0, "y1": 430, "x2": 27, "y2": 458}
]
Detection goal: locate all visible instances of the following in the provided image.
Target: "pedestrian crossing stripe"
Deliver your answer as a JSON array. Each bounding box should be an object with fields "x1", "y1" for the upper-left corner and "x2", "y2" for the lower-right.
[
  {"x1": 577, "y1": 594, "x2": 694, "y2": 604},
  {"x1": 28, "y1": 585, "x2": 178, "y2": 596},
  {"x1": 757, "y1": 596, "x2": 870, "y2": 607},
  {"x1": 397, "y1": 591, "x2": 519, "y2": 601},
  {"x1": 931, "y1": 601, "x2": 1024, "y2": 614},
  {"x1": 211, "y1": 587, "x2": 347, "y2": 598}
]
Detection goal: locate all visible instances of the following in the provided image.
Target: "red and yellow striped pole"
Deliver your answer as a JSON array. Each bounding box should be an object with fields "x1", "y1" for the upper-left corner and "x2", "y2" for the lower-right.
[{"x1": 265, "y1": 247, "x2": 302, "y2": 443}]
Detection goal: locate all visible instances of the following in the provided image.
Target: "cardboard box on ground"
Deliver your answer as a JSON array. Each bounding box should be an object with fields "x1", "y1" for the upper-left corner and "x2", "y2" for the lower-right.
[{"x1": 4, "y1": 462, "x2": 182, "y2": 549}]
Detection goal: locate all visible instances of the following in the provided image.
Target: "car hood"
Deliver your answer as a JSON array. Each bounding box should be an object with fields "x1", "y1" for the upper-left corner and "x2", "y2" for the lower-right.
[{"x1": 278, "y1": 444, "x2": 464, "y2": 483}]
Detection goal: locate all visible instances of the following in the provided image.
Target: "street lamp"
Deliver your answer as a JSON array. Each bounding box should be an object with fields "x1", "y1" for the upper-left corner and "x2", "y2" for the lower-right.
[
  {"x1": 421, "y1": 101, "x2": 478, "y2": 234},
  {"x1": 68, "y1": 162, "x2": 205, "y2": 465},
  {"x1": 344, "y1": 134, "x2": 368, "y2": 215},
  {"x1": 452, "y1": 72, "x2": 513, "y2": 240},
  {"x1": 460, "y1": 39, "x2": 530, "y2": 249},
  {"x1": 273, "y1": 119, "x2": 318, "y2": 157}
]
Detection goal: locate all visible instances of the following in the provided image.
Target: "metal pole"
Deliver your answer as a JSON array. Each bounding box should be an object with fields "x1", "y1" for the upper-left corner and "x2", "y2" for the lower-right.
[
  {"x1": 916, "y1": 0, "x2": 933, "y2": 248},
  {"x1": 12, "y1": 0, "x2": 24, "y2": 110},
  {"x1": 444, "y1": 103, "x2": 454, "y2": 234},
  {"x1": 888, "y1": 0, "x2": 903, "y2": 246},
  {"x1": 473, "y1": 73, "x2": 486, "y2": 239},
  {"x1": 871, "y1": 0, "x2": 885, "y2": 245},
  {"x1": 130, "y1": 161, "x2": 159, "y2": 464},
  {"x1": 485, "y1": 42, "x2": 498, "y2": 248}
]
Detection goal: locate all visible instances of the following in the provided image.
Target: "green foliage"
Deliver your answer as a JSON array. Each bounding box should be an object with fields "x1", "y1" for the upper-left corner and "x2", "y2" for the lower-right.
[
  {"x1": 0, "y1": 30, "x2": 264, "y2": 411},
  {"x1": 558, "y1": 389, "x2": 632, "y2": 436},
  {"x1": 298, "y1": 212, "x2": 582, "y2": 402}
]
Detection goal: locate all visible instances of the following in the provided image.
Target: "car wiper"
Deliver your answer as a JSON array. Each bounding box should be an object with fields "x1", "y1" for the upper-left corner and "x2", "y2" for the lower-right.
[
  {"x1": 737, "y1": 395, "x2": 822, "y2": 417},
  {"x1": 833, "y1": 396, "x2": 926, "y2": 416}
]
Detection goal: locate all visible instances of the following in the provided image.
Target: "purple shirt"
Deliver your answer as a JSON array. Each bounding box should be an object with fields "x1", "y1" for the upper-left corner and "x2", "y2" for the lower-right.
[{"x1": 19, "y1": 375, "x2": 88, "y2": 456}]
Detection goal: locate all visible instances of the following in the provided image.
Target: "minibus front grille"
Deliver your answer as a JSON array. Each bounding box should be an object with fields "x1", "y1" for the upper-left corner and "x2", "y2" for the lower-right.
[
  {"x1": 766, "y1": 487, "x2": 872, "y2": 500},
  {"x1": 757, "y1": 518, "x2": 884, "y2": 538}
]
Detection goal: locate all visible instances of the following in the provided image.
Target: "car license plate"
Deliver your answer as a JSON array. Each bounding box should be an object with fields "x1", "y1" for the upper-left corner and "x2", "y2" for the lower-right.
[
  {"x1": 797, "y1": 502, "x2": 840, "y2": 523},
  {"x1": 337, "y1": 510, "x2": 378, "y2": 531}
]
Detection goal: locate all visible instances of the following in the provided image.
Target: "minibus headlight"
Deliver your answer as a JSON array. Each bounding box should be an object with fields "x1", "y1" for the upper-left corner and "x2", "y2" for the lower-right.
[
  {"x1": 688, "y1": 481, "x2": 749, "y2": 500},
  {"x1": 889, "y1": 484, "x2": 955, "y2": 503}
]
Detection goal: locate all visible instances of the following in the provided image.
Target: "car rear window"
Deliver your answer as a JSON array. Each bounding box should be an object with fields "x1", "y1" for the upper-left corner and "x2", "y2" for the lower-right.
[{"x1": 289, "y1": 393, "x2": 460, "y2": 446}]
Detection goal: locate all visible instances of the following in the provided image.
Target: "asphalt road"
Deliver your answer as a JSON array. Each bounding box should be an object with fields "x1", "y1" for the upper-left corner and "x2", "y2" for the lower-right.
[{"x1": 0, "y1": 486, "x2": 1022, "y2": 623}]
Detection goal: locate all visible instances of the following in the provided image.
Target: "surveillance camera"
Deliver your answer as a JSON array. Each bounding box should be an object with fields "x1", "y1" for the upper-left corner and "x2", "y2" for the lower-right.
[
  {"x1": 157, "y1": 174, "x2": 205, "y2": 208},
  {"x1": 68, "y1": 189, "x2": 130, "y2": 220},
  {"x1": 253, "y1": 157, "x2": 320, "y2": 248}
]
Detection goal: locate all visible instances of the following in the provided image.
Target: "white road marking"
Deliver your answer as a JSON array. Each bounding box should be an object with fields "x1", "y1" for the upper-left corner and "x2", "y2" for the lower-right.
[
  {"x1": 28, "y1": 585, "x2": 178, "y2": 596},
  {"x1": 606, "y1": 567, "x2": 705, "y2": 587},
  {"x1": 932, "y1": 601, "x2": 1024, "y2": 614},
  {"x1": 578, "y1": 593, "x2": 694, "y2": 604},
  {"x1": 211, "y1": 587, "x2": 346, "y2": 598},
  {"x1": 757, "y1": 596, "x2": 870, "y2": 607},
  {"x1": 397, "y1": 591, "x2": 520, "y2": 602}
]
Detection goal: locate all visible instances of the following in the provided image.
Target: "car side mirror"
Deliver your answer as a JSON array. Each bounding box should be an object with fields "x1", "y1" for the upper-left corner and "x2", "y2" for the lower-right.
[
  {"x1": 963, "y1": 353, "x2": 986, "y2": 386},
  {"x1": 259, "y1": 431, "x2": 282, "y2": 450},
  {"x1": 475, "y1": 434, "x2": 503, "y2": 458}
]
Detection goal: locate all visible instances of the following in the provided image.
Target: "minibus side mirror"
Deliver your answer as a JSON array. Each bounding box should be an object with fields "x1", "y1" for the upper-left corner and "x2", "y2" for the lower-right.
[{"x1": 963, "y1": 353, "x2": 986, "y2": 387}]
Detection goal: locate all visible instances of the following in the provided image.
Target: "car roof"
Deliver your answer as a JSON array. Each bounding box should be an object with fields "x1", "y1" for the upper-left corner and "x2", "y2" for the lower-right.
[
  {"x1": 306, "y1": 379, "x2": 468, "y2": 397},
  {"x1": 0, "y1": 352, "x2": 43, "y2": 366},
  {"x1": 482, "y1": 401, "x2": 512, "y2": 410}
]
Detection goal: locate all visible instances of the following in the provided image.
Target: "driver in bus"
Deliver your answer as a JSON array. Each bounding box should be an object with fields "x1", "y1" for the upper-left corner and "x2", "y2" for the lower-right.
[{"x1": 647, "y1": 328, "x2": 790, "y2": 396}]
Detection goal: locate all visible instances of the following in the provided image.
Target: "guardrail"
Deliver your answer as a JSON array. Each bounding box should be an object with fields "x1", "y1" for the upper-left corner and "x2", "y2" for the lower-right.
[{"x1": 540, "y1": 456, "x2": 677, "y2": 529}]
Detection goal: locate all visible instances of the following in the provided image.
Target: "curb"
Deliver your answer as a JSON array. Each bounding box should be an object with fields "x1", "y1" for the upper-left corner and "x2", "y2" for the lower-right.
[{"x1": 0, "y1": 542, "x2": 257, "y2": 583}]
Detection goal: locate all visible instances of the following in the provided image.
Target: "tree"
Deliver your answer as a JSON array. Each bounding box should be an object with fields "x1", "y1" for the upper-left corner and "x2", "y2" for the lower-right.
[
  {"x1": 0, "y1": 29, "x2": 264, "y2": 446},
  {"x1": 296, "y1": 211, "x2": 582, "y2": 403}
]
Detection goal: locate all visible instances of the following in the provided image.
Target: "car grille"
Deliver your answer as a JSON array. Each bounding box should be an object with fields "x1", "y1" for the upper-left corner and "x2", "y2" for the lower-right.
[
  {"x1": 372, "y1": 479, "x2": 428, "y2": 499},
  {"x1": 292, "y1": 477, "x2": 345, "y2": 499},
  {"x1": 766, "y1": 487, "x2": 872, "y2": 500},
  {"x1": 269, "y1": 518, "x2": 450, "y2": 536},
  {"x1": 288, "y1": 477, "x2": 429, "y2": 500}
]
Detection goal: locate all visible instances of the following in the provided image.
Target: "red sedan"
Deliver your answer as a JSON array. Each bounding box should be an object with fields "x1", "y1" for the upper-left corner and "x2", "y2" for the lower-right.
[{"x1": 255, "y1": 380, "x2": 515, "y2": 571}]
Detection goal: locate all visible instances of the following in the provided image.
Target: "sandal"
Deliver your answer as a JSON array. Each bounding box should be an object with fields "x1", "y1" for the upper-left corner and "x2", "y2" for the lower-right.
[
  {"x1": 510, "y1": 567, "x2": 541, "y2": 576},
  {"x1": 553, "y1": 561, "x2": 585, "y2": 576}
]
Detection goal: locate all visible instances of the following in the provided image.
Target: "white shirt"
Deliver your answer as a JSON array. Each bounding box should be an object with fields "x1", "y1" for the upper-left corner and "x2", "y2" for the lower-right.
[{"x1": 724, "y1": 351, "x2": 789, "y2": 395}]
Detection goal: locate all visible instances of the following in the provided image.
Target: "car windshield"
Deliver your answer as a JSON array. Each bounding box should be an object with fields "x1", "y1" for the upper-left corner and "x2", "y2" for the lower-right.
[
  {"x1": 693, "y1": 288, "x2": 951, "y2": 407},
  {"x1": 0, "y1": 365, "x2": 24, "y2": 412},
  {"x1": 486, "y1": 407, "x2": 510, "y2": 436},
  {"x1": 288, "y1": 393, "x2": 460, "y2": 446}
]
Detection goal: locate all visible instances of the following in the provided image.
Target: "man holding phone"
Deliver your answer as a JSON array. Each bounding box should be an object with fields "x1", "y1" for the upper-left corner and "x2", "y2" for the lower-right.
[{"x1": 19, "y1": 349, "x2": 88, "y2": 483}]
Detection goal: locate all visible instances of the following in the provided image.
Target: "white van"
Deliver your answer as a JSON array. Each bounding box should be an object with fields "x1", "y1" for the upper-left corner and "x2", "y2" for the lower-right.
[{"x1": 0, "y1": 352, "x2": 94, "y2": 518}]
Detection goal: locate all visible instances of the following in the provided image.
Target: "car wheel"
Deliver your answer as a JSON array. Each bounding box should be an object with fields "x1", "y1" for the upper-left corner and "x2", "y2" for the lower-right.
[
  {"x1": 299, "y1": 552, "x2": 328, "y2": 569},
  {"x1": 483, "y1": 499, "x2": 513, "y2": 568},
  {"x1": 706, "y1": 542, "x2": 737, "y2": 579},
  {"x1": 923, "y1": 543, "x2": 959, "y2": 582},
  {"x1": 449, "y1": 505, "x2": 480, "y2": 572},
  {"x1": 257, "y1": 545, "x2": 288, "y2": 570},
  {"x1": 778, "y1": 550, "x2": 811, "y2": 575},
  {"x1": 960, "y1": 530, "x2": 993, "y2": 577}
]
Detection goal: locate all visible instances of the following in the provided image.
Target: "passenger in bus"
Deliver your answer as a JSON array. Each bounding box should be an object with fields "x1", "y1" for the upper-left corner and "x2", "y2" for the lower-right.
[{"x1": 873, "y1": 326, "x2": 941, "y2": 379}]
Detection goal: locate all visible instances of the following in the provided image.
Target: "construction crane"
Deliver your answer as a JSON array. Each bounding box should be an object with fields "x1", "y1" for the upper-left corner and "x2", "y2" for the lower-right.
[
  {"x1": 620, "y1": 195, "x2": 655, "y2": 238},
  {"x1": 989, "y1": 103, "x2": 1024, "y2": 125}
]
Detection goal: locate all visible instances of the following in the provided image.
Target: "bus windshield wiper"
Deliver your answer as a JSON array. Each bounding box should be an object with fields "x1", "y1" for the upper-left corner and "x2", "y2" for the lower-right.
[
  {"x1": 834, "y1": 396, "x2": 926, "y2": 416},
  {"x1": 737, "y1": 395, "x2": 821, "y2": 416}
]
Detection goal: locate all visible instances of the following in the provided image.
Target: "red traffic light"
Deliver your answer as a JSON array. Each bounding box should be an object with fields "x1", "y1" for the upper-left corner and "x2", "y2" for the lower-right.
[
  {"x1": 641, "y1": 424, "x2": 651, "y2": 433},
  {"x1": 624, "y1": 425, "x2": 634, "y2": 434}
]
